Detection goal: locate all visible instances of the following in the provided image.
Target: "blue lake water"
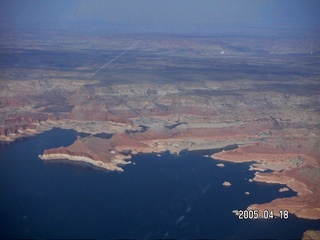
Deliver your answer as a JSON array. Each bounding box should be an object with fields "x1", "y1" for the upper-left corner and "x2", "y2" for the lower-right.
[{"x1": 0, "y1": 128, "x2": 319, "y2": 239}]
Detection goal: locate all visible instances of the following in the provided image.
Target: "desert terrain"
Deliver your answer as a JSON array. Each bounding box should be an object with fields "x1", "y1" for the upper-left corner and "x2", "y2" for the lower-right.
[{"x1": 0, "y1": 29, "x2": 319, "y2": 220}]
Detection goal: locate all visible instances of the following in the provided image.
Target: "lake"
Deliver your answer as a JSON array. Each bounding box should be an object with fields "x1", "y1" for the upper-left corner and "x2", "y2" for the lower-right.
[{"x1": 0, "y1": 128, "x2": 319, "y2": 239}]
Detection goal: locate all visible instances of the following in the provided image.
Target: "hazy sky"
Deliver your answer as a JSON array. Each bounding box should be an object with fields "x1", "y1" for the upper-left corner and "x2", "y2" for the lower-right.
[{"x1": 1, "y1": 0, "x2": 319, "y2": 32}]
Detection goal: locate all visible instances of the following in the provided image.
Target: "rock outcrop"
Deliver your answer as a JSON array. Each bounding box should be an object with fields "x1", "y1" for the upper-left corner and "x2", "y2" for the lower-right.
[
  {"x1": 1, "y1": 32, "x2": 319, "y2": 220},
  {"x1": 302, "y1": 230, "x2": 320, "y2": 240}
]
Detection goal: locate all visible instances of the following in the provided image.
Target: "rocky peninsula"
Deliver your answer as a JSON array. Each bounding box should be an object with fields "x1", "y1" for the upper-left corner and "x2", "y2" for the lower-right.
[{"x1": 0, "y1": 30, "x2": 319, "y2": 220}]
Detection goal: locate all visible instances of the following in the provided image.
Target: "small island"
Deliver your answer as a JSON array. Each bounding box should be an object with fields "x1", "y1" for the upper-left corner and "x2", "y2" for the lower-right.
[
  {"x1": 216, "y1": 163, "x2": 225, "y2": 167},
  {"x1": 279, "y1": 187, "x2": 289, "y2": 192},
  {"x1": 222, "y1": 181, "x2": 231, "y2": 187}
]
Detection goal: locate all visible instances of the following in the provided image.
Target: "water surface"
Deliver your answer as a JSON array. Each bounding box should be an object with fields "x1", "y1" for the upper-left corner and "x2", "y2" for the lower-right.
[{"x1": 0, "y1": 128, "x2": 319, "y2": 239}]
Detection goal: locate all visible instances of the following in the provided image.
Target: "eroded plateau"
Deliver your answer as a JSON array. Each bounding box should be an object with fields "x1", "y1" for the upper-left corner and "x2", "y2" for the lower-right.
[{"x1": 1, "y1": 29, "x2": 319, "y2": 220}]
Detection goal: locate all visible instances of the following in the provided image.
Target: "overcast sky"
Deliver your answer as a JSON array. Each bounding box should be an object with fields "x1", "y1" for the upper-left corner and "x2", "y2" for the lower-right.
[{"x1": 1, "y1": 0, "x2": 319, "y2": 33}]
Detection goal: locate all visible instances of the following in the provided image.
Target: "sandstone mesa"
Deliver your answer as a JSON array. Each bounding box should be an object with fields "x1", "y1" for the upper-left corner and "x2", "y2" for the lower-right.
[{"x1": 0, "y1": 32, "x2": 319, "y2": 220}]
